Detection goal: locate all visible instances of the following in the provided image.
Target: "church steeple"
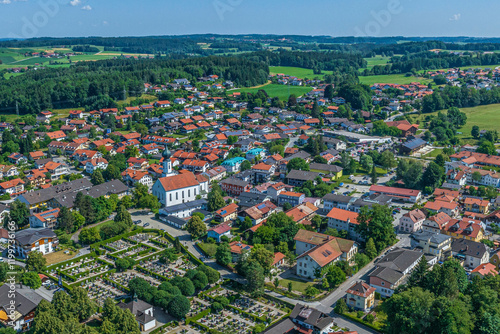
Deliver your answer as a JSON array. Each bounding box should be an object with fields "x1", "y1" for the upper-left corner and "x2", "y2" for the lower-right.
[{"x1": 162, "y1": 147, "x2": 173, "y2": 177}]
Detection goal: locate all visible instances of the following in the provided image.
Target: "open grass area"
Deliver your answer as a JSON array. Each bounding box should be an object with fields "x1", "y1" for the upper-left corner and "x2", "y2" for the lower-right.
[
  {"x1": 278, "y1": 277, "x2": 317, "y2": 294},
  {"x1": 415, "y1": 103, "x2": 500, "y2": 141},
  {"x1": 422, "y1": 148, "x2": 443, "y2": 158},
  {"x1": 233, "y1": 83, "x2": 312, "y2": 100},
  {"x1": 44, "y1": 250, "x2": 78, "y2": 265},
  {"x1": 269, "y1": 66, "x2": 326, "y2": 79},
  {"x1": 197, "y1": 242, "x2": 218, "y2": 257},
  {"x1": 359, "y1": 74, "x2": 433, "y2": 85},
  {"x1": 362, "y1": 56, "x2": 391, "y2": 70}
]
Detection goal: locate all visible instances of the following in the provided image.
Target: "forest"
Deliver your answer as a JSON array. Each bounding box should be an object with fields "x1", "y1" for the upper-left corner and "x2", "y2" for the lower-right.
[
  {"x1": 363, "y1": 51, "x2": 500, "y2": 75},
  {"x1": 0, "y1": 56, "x2": 269, "y2": 114}
]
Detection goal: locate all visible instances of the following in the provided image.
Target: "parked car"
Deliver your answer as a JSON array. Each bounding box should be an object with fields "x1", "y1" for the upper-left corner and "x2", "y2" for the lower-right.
[{"x1": 144, "y1": 223, "x2": 150, "y2": 227}]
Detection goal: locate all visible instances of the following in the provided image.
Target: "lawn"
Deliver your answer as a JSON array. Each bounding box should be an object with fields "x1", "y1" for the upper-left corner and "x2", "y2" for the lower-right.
[
  {"x1": 278, "y1": 277, "x2": 317, "y2": 294},
  {"x1": 359, "y1": 74, "x2": 433, "y2": 85},
  {"x1": 269, "y1": 66, "x2": 326, "y2": 79},
  {"x1": 44, "y1": 250, "x2": 78, "y2": 265},
  {"x1": 422, "y1": 148, "x2": 443, "y2": 158},
  {"x1": 197, "y1": 242, "x2": 218, "y2": 257},
  {"x1": 233, "y1": 83, "x2": 312, "y2": 100}
]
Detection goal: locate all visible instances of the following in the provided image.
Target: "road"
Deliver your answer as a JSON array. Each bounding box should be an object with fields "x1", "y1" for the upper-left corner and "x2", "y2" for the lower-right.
[{"x1": 132, "y1": 210, "x2": 414, "y2": 334}]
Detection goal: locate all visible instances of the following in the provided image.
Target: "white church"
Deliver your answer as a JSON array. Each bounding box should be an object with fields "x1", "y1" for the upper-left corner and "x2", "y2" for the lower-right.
[{"x1": 152, "y1": 148, "x2": 209, "y2": 208}]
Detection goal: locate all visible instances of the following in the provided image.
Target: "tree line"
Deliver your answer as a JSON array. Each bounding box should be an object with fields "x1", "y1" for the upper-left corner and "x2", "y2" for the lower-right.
[{"x1": 0, "y1": 56, "x2": 269, "y2": 114}]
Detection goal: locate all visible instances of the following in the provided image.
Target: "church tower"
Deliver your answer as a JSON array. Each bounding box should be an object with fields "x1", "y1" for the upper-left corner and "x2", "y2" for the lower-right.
[{"x1": 161, "y1": 147, "x2": 174, "y2": 177}]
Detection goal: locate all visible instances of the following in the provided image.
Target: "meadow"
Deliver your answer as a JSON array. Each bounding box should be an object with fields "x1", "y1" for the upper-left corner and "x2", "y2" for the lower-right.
[
  {"x1": 413, "y1": 103, "x2": 500, "y2": 141},
  {"x1": 269, "y1": 66, "x2": 326, "y2": 79},
  {"x1": 359, "y1": 74, "x2": 433, "y2": 85},
  {"x1": 233, "y1": 83, "x2": 312, "y2": 100}
]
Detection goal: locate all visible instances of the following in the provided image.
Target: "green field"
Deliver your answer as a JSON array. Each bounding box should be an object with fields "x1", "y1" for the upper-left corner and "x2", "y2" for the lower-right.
[
  {"x1": 359, "y1": 74, "x2": 433, "y2": 85},
  {"x1": 270, "y1": 66, "x2": 326, "y2": 79},
  {"x1": 415, "y1": 103, "x2": 500, "y2": 140},
  {"x1": 363, "y1": 56, "x2": 391, "y2": 69},
  {"x1": 0, "y1": 46, "x2": 153, "y2": 75},
  {"x1": 233, "y1": 83, "x2": 312, "y2": 100}
]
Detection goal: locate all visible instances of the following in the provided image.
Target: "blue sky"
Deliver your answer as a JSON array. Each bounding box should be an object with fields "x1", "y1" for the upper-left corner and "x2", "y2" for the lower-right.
[{"x1": 0, "y1": 0, "x2": 497, "y2": 39}]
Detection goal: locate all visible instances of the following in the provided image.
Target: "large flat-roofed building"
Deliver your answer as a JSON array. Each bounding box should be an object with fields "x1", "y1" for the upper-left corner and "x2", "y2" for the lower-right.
[
  {"x1": 369, "y1": 185, "x2": 422, "y2": 203},
  {"x1": 323, "y1": 130, "x2": 391, "y2": 144}
]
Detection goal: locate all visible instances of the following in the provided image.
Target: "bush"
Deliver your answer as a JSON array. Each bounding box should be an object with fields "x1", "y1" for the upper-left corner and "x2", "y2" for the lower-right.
[
  {"x1": 356, "y1": 310, "x2": 364, "y2": 318},
  {"x1": 366, "y1": 313, "x2": 375, "y2": 323},
  {"x1": 375, "y1": 292, "x2": 381, "y2": 300}
]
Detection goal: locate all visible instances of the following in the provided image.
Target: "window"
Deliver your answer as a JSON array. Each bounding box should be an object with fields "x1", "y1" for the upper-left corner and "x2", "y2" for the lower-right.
[
  {"x1": 170, "y1": 193, "x2": 172, "y2": 202},
  {"x1": 381, "y1": 282, "x2": 385, "y2": 286},
  {"x1": 182, "y1": 191, "x2": 185, "y2": 199},
  {"x1": 176, "y1": 192, "x2": 178, "y2": 200},
  {"x1": 188, "y1": 189, "x2": 190, "y2": 197}
]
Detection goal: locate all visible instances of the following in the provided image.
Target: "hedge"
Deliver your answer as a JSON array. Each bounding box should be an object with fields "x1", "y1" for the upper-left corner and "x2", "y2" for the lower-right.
[
  {"x1": 185, "y1": 308, "x2": 210, "y2": 324},
  {"x1": 339, "y1": 312, "x2": 383, "y2": 332},
  {"x1": 136, "y1": 265, "x2": 169, "y2": 282}
]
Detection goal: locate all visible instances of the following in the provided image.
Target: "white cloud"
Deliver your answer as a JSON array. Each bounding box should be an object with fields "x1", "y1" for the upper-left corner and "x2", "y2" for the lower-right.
[
  {"x1": 70, "y1": 0, "x2": 81, "y2": 6},
  {"x1": 103, "y1": 21, "x2": 109, "y2": 25},
  {"x1": 449, "y1": 13, "x2": 461, "y2": 21},
  {"x1": 81, "y1": 5, "x2": 92, "y2": 10},
  {"x1": 1, "y1": 0, "x2": 28, "y2": 4}
]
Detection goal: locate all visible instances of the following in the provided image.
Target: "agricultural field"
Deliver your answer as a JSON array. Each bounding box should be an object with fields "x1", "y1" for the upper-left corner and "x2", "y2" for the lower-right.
[
  {"x1": 362, "y1": 56, "x2": 391, "y2": 69},
  {"x1": 0, "y1": 46, "x2": 153, "y2": 76},
  {"x1": 233, "y1": 83, "x2": 312, "y2": 100},
  {"x1": 359, "y1": 74, "x2": 433, "y2": 85},
  {"x1": 269, "y1": 66, "x2": 326, "y2": 79}
]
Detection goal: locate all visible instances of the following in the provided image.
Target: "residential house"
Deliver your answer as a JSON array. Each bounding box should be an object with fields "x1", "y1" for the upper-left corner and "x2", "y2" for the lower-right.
[
  {"x1": 327, "y1": 208, "x2": 362, "y2": 241},
  {"x1": 345, "y1": 282, "x2": 376, "y2": 312},
  {"x1": 278, "y1": 191, "x2": 305, "y2": 207},
  {"x1": 410, "y1": 231, "x2": 452, "y2": 262},
  {"x1": 220, "y1": 177, "x2": 251, "y2": 196},
  {"x1": 294, "y1": 229, "x2": 357, "y2": 279},
  {"x1": 207, "y1": 223, "x2": 232, "y2": 242},
  {"x1": 15, "y1": 228, "x2": 58, "y2": 258},
  {"x1": 85, "y1": 158, "x2": 108, "y2": 174},
  {"x1": 451, "y1": 238, "x2": 489, "y2": 269},
  {"x1": 215, "y1": 203, "x2": 239, "y2": 223},
  {"x1": 369, "y1": 248, "x2": 423, "y2": 297},
  {"x1": 29, "y1": 208, "x2": 60, "y2": 229},
  {"x1": 398, "y1": 209, "x2": 426, "y2": 233}
]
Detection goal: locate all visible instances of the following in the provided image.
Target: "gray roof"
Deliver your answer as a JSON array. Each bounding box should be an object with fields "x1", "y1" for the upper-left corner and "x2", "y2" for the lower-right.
[
  {"x1": 15, "y1": 228, "x2": 56, "y2": 246},
  {"x1": 19, "y1": 179, "x2": 93, "y2": 205},
  {"x1": 261, "y1": 318, "x2": 295, "y2": 334},
  {"x1": 290, "y1": 304, "x2": 333, "y2": 330},
  {"x1": 0, "y1": 284, "x2": 40, "y2": 317},
  {"x1": 376, "y1": 248, "x2": 422, "y2": 273},
  {"x1": 117, "y1": 300, "x2": 155, "y2": 324},
  {"x1": 287, "y1": 170, "x2": 320, "y2": 181},
  {"x1": 283, "y1": 151, "x2": 311, "y2": 162},
  {"x1": 309, "y1": 163, "x2": 343, "y2": 173},
  {"x1": 221, "y1": 177, "x2": 250, "y2": 187},
  {"x1": 451, "y1": 238, "x2": 487, "y2": 259},
  {"x1": 53, "y1": 180, "x2": 128, "y2": 208},
  {"x1": 162, "y1": 199, "x2": 207, "y2": 214},
  {"x1": 164, "y1": 215, "x2": 187, "y2": 226},
  {"x1": 322, "y1": 193, "x2": 353, "y2": 204},
  {"x1": 369, "y1": 266, "x2": 404, "y2": 284},
  {"x1": 411, "y1": 231, "x2": 451, "y2": 244}
]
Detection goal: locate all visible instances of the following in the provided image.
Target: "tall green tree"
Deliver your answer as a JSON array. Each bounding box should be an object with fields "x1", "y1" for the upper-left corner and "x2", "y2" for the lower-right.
[
  {"x1": 355, "y1": 205, "x2": 397, "y2": 252},
  {"x1": 207, "y1": 184, "x2": 225, "y2": 212},
  {"x1": 186, "y1": 215, "x2": 206, "y2": 239}
]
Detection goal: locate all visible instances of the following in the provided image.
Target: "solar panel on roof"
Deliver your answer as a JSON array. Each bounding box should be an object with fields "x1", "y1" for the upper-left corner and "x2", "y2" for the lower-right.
[{"x1": 257, "y1": 204, "x2": 266, "y2": 209}]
